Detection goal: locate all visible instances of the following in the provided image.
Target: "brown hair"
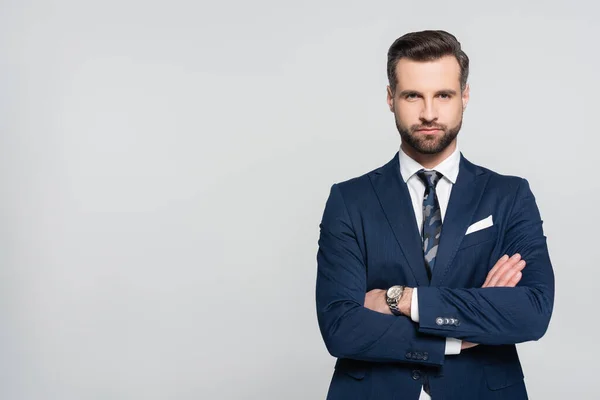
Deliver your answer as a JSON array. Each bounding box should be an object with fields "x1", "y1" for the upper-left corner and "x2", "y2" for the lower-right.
[{"x1": 387, "y1": 30, "x2": 469, "y2": 93}]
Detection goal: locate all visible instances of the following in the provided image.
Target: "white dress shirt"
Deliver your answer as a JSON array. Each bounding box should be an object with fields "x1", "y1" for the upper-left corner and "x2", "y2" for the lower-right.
[{"x1": 398, "y1": 144, "x2": 462, "y2": 400}]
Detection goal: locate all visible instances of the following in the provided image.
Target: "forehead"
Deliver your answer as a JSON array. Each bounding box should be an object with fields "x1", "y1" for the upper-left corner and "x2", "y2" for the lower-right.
[{"x1": 395, "y1": 55, "x2": 461, "y2": 91}]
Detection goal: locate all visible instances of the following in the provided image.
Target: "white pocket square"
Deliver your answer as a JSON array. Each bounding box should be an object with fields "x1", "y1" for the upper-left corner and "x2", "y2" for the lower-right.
[{"x1": 465, "y1": 215, "x2": 494, "y2": 235}]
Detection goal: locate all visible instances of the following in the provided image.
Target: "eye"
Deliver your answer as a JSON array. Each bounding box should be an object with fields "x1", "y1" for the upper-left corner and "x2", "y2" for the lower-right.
[
  {"x1": 404, "y1": 93, "x2": 419, "y2": 100},
  {"x1": 438, "y1": 93, "x2": 452, "y2": 99}
]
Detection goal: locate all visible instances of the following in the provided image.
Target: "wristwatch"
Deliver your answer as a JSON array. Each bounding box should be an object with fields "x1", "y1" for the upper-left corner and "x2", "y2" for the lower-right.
[{"x1": 386, "y1": 285, "x2": 406, "y2": 316}]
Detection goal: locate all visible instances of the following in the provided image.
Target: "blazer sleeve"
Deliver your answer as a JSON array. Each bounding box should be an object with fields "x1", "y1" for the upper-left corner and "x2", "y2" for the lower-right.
[
  {"x1": 316, "y1": 183, "x2": 446, "y2": 366},
  {"x1": 416, "y1": 178, "x2": 555, "y2": 345}
]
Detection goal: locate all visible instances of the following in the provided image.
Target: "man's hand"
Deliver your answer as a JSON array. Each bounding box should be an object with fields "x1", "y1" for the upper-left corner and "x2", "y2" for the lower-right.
[
  {"x1": 461, "y1": 341, "x2": 479, "y2": 350},
  {"x1": 364, "y1": 289, "x2": 392, "y2": 315},
  {"x1": 482, "y1": 253, "x2": 526, "y2": 288},
  {"x1": 463, "y1": 253, "x2": 527, "y2": 350}
]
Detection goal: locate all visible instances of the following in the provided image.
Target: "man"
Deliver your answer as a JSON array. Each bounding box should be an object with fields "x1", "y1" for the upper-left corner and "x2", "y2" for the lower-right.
[{"x1": 315, "y1": 30, "x2": 554, "y2": 400}]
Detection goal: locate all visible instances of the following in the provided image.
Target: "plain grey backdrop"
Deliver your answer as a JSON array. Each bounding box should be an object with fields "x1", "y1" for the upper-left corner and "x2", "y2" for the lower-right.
[{"x1": 0, "y1": 0, "x2": 598, "y2": 399}]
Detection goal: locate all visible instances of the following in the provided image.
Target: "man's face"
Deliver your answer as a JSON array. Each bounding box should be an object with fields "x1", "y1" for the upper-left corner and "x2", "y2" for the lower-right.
[{"x1": 387, "y1": 55, "x2": 469, "y2": 154}]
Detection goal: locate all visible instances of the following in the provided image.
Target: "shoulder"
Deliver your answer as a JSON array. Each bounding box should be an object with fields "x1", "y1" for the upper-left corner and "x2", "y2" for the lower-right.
[
  {"x1": 331, "y1": 154, "x2": 397, "y2": 200},
  {"x1": 464, "y1": 155, "x2": 533, "y2": 198}
]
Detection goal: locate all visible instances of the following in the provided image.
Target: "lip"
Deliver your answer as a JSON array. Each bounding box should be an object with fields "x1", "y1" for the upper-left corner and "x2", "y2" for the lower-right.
[{"x1": 417, "y1": 128, "x2": 442, "y2": 133}]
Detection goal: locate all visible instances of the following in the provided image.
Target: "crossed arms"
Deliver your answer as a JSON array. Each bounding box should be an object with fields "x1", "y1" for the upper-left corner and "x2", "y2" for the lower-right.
[{"x1": 315, "y1": 179, "x2": 555, "y2": 367}]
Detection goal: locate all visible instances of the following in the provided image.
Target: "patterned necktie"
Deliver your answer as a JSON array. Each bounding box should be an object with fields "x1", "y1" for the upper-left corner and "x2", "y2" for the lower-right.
[{"x1": 416, "y1": 169, "x2": 444, "y2": 280}]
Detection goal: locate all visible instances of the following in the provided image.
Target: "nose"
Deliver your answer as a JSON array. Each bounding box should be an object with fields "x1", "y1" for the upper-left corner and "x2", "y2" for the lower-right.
[{"x1": 419, "y1": 99, "x2": 438, "y2": 123}]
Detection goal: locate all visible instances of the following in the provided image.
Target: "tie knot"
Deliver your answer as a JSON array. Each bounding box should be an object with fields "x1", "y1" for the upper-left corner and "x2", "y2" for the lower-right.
[{"x1": 416, "y1": 169, "x2": 443, "y2": 189}]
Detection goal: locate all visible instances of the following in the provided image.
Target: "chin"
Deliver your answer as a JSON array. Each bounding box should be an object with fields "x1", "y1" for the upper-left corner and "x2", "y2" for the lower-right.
[
  {"x1": 415, "y1": 138, "x2": 452, "y2": 154},
  {"x1": 415, "y1": 146, "x2": 444, "y2": 155}
]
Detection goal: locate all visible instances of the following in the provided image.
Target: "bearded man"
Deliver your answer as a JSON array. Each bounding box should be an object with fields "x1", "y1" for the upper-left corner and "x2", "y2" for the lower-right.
[{"x1": 315, "y1": 30, "x2": 554, "y2": 400}]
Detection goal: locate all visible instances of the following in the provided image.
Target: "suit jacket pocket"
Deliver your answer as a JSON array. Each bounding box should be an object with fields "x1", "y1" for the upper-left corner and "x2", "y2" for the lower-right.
[
  {"x1": 458, "y1": 225, "x2": 498, "y2": 251},
  {"x1": 484, "y1": 362, "x2": 524, "y2": 390},
  {"x1": 334, "y1": 358, "x2": 367, "y2": 380},
  {"x1": 328, "y1": 359, "x2": 372, "y2": 400}
]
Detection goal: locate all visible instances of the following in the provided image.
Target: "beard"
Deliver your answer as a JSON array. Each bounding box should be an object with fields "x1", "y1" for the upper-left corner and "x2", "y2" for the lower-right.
[{"x1": 394, "y1": 112, "x2": 463, "y2": 155}]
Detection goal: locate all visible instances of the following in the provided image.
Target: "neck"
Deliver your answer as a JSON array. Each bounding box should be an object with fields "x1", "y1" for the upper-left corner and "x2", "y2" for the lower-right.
[{"x1": 401, "y1": 140, "x2": 457, "y2": 169}]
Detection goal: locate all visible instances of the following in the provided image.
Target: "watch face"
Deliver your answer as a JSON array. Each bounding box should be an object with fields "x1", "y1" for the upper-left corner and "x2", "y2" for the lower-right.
[{"x1": 387, "y1": 286, "x2": 403, "y2": 299}]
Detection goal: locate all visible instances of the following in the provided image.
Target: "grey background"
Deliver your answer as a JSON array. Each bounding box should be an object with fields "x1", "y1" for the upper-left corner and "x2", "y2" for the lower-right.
[{"x1": 0, "y1": 0, "x2": 597, "y2": 399}]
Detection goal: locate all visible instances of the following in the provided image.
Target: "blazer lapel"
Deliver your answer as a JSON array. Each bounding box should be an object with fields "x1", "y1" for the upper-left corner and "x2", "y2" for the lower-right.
[
  {"x1": 369, "y1": 153, "x2": 429, "y2": 286},
  {"x1": 430, "y1": 154, "x2": 490, "y2": 286}
]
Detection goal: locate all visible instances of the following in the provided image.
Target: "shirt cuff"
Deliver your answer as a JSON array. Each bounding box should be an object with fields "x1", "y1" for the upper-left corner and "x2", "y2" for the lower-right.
[
  {"x1": 445, "y1": 337, "x2": 462, "y2": 355},
  {"x1": 410, "y1": 287, "x2": 419, "y2": 322},
  {"x1": 411, "y1": 288, "x2": 461, "y2": 355}
]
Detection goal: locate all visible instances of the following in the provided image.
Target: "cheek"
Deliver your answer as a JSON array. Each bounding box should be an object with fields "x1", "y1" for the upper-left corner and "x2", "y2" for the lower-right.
[
  {"x1": 396, "y1": 104, "x2": 419, "y2": 123},
  {"x1": 440, "y1": 102, "x2": 463, "y2": 124}
]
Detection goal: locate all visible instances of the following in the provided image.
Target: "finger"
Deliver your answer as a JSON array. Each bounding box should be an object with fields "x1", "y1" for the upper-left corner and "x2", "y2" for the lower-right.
[
  {"x1": 506, "y1": 271, "x2": 523, "y2": 287},
  {"x1": 496, "y1": 260, "x2": 526, "y2": 286},
  {"x1": 461, "y1": 341, "x2": 479, "y2": 350},
  {"x1": 482, "y1": 254, "x2": 508, "y2": 286},
  {"x1": 486, "y1": 254, "x2": 522, "y2": 287},
  {"x1": 495, "y1": 270, "x2": 520, "y2": 288},
  {"x1": 495, "y1": 260, "x2": 526, "y2": 286},
  {"x1": 483, "y1": 254, "x2": 517, "y2": 287},
  {"x1": 482, "y1": 254, "x2": 509, "y2": 287},
  {"x1": 485, "y1": 255, "x2": 522, "y2": 288}
]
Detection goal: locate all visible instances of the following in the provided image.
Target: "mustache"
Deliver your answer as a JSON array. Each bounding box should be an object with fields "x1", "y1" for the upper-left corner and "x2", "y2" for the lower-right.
[{"x1": 411, "y1": 124, "x2": 446, "y2": 131}]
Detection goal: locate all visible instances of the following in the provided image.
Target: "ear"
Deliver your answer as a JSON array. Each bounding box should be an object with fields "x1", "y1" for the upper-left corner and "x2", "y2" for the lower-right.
[
  {"x1": 386, "y1": 86, "x2": 394, "y2": 112},
  {"x1": 462, "y1": 83, "x2": 470, "y2": 109}
]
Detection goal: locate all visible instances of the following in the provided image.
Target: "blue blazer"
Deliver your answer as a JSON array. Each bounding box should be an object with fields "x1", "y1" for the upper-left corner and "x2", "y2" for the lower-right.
[{"x1": 316, "y1": 152, "x2": 554, "y2": 400}]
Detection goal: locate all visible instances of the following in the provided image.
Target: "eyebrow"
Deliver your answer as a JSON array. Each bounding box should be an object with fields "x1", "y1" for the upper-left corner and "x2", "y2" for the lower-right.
[{"x1": 398, "y1": 89, "x2": 458, "y2": 97}]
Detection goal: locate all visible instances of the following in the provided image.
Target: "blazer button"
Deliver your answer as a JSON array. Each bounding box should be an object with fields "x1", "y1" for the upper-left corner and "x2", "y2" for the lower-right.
[
  {"x1": 436, "y1": 317, "x2": 444, "y2": 325},
  {"x1": 449, "y1": 318, "x2": 456, "y2": 325},
  {"x1": 415, "y1": 352, "x2": 422, "y2": 360},
  {"x1": 405, "y1": 352, "x2": 413, "y2": 359},
  {"x1": 412, "y1": 370, "x2": 421, "y2": 380},
  {"x1": 444, "y1": 318, "x2": 451, "y2": 325},
  {"x1": 423, "y1": 353, "x2": 429, "y2": 361}
]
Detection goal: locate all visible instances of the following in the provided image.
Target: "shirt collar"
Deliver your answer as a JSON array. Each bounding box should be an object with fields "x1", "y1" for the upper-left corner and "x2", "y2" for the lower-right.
[{"x1": 398, "y1": 143, "x2": 461, "y2": 184}]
